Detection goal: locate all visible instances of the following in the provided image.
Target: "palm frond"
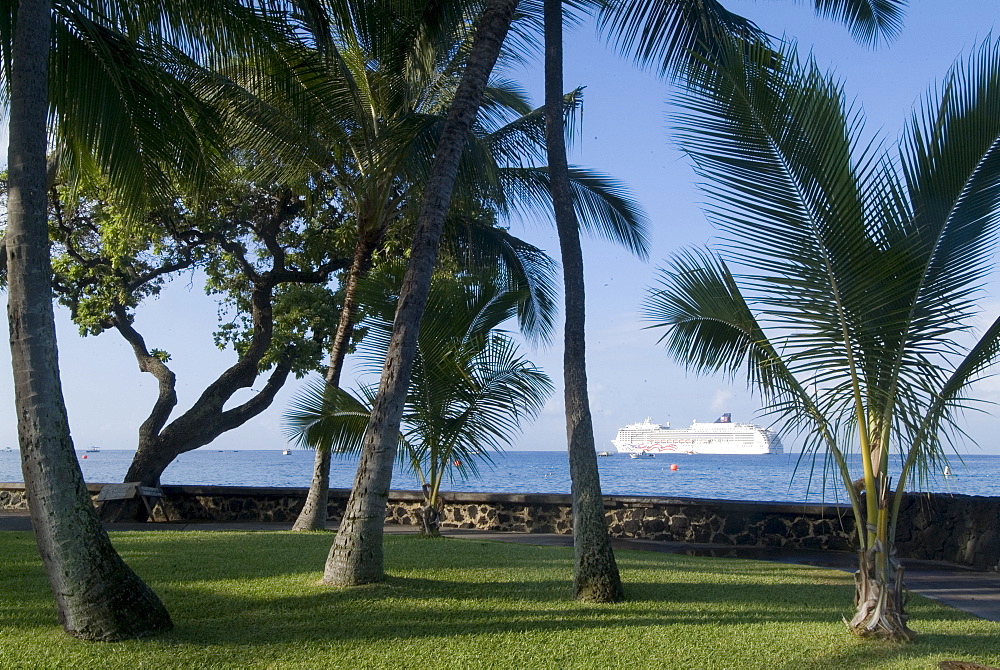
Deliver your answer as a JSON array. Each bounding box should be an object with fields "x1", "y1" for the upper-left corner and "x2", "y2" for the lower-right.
[
  {"x1": 598, "y1": 0, "x2": 767, "y2": 79},
  {"x1": 673, "y1": 40, "x2": 888, "y2": 385},
  {"x1": 500, "y1": 166, "x2": 649, "y2": 257},
  {"x1": 284, "y1": 376, "x2": 379, "y2": 454},
  {"x1": 643, "y1": 248, "x2": 779, "y2": 392},
  {"x1": 809, "y1": 0, "x2": 907, "y2": 46},
  {"x1": 440, "y1": 217, "x2": 559, "y2": 344},
  {"x1": 642, "y1": 248, "x2": 864, "y2": 513}
]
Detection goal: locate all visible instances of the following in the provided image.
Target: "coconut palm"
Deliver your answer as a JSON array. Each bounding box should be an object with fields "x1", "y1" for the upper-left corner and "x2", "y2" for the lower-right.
[
  {"x1": 486, "y1": 0, "x2": 911, "y2": 610},
  {"x1": 317, "y1": 0, "x2": 656, "y2": 587},
  {"x1": 285, "y1": 266, "x2": 553, "y2": 536},
  {"x1": 2, "y1": 0, "x2": 290, "y2": 640},
  {"x1": 322, "y1": 0, "x2": 523, "y2": 586},
  {"x1": 540, "y1": 0, "x2": 906, "y2": 604},
  {"x1": 274, "y1": 6, "x2": 621, "y2": 531},
  {"x1": 642, "y1": 39, "x2": 1000, "y2": 640}
]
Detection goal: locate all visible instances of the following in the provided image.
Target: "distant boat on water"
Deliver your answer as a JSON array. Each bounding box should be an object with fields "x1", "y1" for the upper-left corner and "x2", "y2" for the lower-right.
[
  {"x1": 282, "y1": 449, "x2": 292, "y2": 455},
  {"x1": 85, "y1": 446, "x2": 100, "y2": 453}
]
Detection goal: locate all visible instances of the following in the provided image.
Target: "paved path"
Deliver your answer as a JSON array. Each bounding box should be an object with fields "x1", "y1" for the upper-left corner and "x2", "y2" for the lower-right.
[{"x1": 3, "y1": 510, "x2": 998, "y2": 622}]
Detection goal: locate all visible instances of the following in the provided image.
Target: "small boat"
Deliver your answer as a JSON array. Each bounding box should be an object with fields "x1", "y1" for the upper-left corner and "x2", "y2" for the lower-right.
[
  {"x1": 597, "y1": 451, "x2": 613, "y2": 457},
  {"x1": 944, "y1": 465, "x2": 952, "y2": 477},
  {"x1": 629, "y1": 452, "x2": 655, "y2": 459},
  {"x1": 2, "y1": 446, "x2": 13, "y2": 452},
  {"x1": 282, "y1": 449, "x2": 292, "y2": 455},
  {"x1": 85, "y1": 446, "x2": 100, "y2": 453}
]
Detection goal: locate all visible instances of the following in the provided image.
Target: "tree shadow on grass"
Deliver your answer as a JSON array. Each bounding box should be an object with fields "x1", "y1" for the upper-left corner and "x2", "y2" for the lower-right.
[
  {"x1": 142, "y1": 571, "x2": 864, "y2": 648},
  {"x1": 772, "y1": 631, "x2": 1000, "y2": 670},
  {"x1": 6, "y1": 530, "x2": 999, "y2": 670}
]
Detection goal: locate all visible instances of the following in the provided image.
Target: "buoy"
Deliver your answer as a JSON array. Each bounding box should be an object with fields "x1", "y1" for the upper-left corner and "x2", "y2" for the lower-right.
[
  {"x1": 454, "y1": 460, "x2": 461, "y2": 467},
  {"x1": 82, "y1": 455, "x2": 87, "y2": 459},
  {"x1": 670, "y1": 463, "x2": 678, "y2": 471}
]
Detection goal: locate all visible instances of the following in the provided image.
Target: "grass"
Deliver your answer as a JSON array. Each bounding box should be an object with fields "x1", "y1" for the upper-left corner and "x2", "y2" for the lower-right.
[{"x1": 1, "y1": 531, "x2": 999, "y2": 669}]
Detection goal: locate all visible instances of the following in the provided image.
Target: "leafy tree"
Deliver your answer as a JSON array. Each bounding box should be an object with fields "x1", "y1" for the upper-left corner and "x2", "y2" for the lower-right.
[
  {"x1": 42, "y1": 170, "x2": 350, "y2": 499},
  {"x1": 285, "y1": 266, "x2": 553, "y2": 536},
  {"x1": 643, "y1": 39, "x2": 1000, "y2": 640}
]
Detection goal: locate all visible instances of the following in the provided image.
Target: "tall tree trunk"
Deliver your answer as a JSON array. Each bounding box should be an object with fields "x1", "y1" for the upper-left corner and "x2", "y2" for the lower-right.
[
  {"x1": 6, "y1": 0, "x2": 172, "y2": 639},
  {"x1": 322, "y1": 0, "x2": 520, "y2": 586},
  {"x1": 294, "y1": 235, "x2": 376, "y2": 531},
  {"x1": 544, "y1": 0, "x2": 623, "y2": 602}
]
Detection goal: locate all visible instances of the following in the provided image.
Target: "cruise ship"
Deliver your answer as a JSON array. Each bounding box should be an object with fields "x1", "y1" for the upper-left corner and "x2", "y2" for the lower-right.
[{"x1": 612, "y1": 414, "x2": 783, "y2": 455}]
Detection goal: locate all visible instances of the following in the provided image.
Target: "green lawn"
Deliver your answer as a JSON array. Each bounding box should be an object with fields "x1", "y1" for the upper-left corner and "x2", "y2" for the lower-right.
[{"x1": 1, "y1": 531, "x2": 998, "y2": 669}]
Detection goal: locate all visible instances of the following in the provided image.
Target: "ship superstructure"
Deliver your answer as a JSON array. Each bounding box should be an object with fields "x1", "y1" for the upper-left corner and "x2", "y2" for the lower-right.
[{"x1": 612, "y1": 413, "x2": 782, "y2": 455}]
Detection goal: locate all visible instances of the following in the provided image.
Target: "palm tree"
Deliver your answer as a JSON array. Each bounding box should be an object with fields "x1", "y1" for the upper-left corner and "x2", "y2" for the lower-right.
[
  {"x1": 264, "y1": 4, "x2": 588, "y2": 531},
  {"x1": 642, "y1": 39, "x2": 1000, "y2": 641},
  {"x1": 322, "y1": 0, "x2": 524, "y2": 586},
  {"x1": 542, "y1": 0, "x2": 907, "y2": 603},
  {"x1": 281, "y1": 5, "x2": 564, "y2": 530},
  {"x1": 321, "y1": 0, "x2": 906, "y2": 590},
  {"x1": 317, "y1": 0, "x2": 652, "y2": 587},
  {"x1": 2, "y1": 0, "x2": 287, "y2": 640},
  {"x1": 285, "y1": 267, "x2": 553, "y2": 536},
  {"x1": 544, "y1": 0, "x2": 633, "y2": 603}
]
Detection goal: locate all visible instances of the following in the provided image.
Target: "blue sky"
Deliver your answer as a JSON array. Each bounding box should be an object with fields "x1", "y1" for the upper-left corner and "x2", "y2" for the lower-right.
[{"x1": 2, "y1": 0, "x2": 1000, "y2": 456}]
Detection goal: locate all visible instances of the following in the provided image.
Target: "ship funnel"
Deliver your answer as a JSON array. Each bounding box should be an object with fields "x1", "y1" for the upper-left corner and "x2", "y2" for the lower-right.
[{"x1": 715, "y1": 413, "x2": 732, "y2": 423}]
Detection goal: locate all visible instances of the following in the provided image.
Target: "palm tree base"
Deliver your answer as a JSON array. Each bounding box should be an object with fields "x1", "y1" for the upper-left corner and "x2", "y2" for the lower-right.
[
  {"x1": 293, "y1": 448, "x2": 332, "y2": 531},
  {"x1": 573, "y1": 574, "x2": 625, "y2": 603},
  {"x1": 63, "y1": 572, "x2": 173, "y2": 641},
  {"x1": 292, "y1": 514, "x2": 328, "y2": 532},
  {"x1": 418, "y1": 504, "x2": 441, "y2": 537},
  {"x1": 848, "y1": 549, "x2": 915, "y2": 642},
  {"x1": 323, "y1": 509, "x2": 387, "y2": 586}
]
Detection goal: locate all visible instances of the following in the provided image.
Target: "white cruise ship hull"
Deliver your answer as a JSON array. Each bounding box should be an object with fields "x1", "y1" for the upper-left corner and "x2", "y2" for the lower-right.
[
  {"x1": 612, "y1": 415, "x2": 783, "y2": 455},
  {"x1": 613, "y1": 440, "x2": 778, "y2": 455}
]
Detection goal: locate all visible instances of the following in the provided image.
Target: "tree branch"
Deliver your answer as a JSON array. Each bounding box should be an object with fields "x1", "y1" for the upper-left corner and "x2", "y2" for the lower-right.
[
  {"x1": 110, "y1": 305, "x2": 179, "y2": 442},
  {"x1": 217, "y1": 347, "x2": 295, "y2": 430}
]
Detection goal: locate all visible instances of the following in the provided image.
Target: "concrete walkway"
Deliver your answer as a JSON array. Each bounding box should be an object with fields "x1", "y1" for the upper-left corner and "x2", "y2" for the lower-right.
[{"x1": 3, "y1": 510, "x2": 998, "y2": 622}]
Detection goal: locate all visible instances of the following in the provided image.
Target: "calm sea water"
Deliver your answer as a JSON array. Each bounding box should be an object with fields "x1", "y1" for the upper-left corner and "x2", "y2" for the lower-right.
[{"x1": 2, "y1": 449, "x2": 999, "y2": 503}]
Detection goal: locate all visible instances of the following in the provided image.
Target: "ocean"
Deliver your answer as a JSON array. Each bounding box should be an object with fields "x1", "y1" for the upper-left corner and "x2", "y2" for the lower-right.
[{"x1": 3, "y1": 448, "x2": 1000, "y2": 503}]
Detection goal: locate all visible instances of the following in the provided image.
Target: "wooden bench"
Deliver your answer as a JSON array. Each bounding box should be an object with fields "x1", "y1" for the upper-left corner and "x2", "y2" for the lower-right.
[{"x1": 96, "y1": 482, "x2": 168, "y2": 522}]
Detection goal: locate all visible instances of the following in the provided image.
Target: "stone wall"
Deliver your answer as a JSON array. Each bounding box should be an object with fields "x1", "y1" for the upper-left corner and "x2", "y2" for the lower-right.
[
  {"x1": 894, "y1": 494, "x2": 999, "y2": 571},
  {"x1": 1, "y1": 483, "x2": 996, "y2": 571},
  {"x1": 0, "y1": 485, "x2": 27, "y2": 510}
]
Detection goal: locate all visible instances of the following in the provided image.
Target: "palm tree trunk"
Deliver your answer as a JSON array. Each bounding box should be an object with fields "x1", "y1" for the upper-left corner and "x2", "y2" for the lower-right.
[
  {"x1": 322, "y1": 0, "x2": 520, "y2": 586},
  {"x1": 850, "y1": 545, "x2": 914, "y2": 641},
  {"x1": 6, "y1": 0, "x2": 171, "y2": 639},
  {"x1": 849, "y1": 485, "x2": 914, "y2": 640},
  {"x1": 294, "y1": 234, "x2": 378, "y2": 531},
  {"x1": 544, "y1": 0, "x2": 623, "y2": 603}
]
